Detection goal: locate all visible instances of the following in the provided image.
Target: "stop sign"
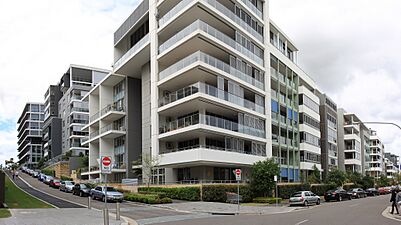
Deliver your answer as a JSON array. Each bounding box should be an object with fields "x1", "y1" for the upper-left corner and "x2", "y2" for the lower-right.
[
  {"x1": 102, "y1": 156, "x2": 111, "y2": 166},
  {"x1": 235, "y1": 169, "x2": 241, "y2": 175}
]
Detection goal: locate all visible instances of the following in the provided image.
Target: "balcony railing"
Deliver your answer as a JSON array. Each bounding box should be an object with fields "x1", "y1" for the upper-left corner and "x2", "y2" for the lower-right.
[
  {"x1": 100, "y1": 103, "x2": 125, "y2": 116},
  {"x1": 90, "y1": 111, "x2": 100, "y2": 122},
  {"x1": 159, "y1": 113, "x2": 265, "y2": 138},
  {"x1": 114, "y1": 34, "x2": 150, "y2": 69},
  {"x1": 71, "y1": 107, "x2": 89, "y2": 113},
  {"x1": 239, "y1": 0, "x2": 262, "y2": 18},
  {"x1": 159, "y1": 51, "x2": 264, "y2": 90},
  {"x1": 100, "y1": 124, "x2": 126, "y2": 134},
  {"x1": 161, "y1": 144, "x2": 266, "y2": 156},
  {"x1": 159, "y1": 82, "x2": 264, "y2": 114},
  {"x1": 159, "y1": 20, "x2": 263, "y2": 66},
  {"x1": 158, "y1": 0, "x2": 263, "y2": 43}
]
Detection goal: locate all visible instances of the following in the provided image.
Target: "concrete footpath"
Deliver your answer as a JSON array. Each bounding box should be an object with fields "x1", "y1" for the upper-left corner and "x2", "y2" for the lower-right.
[
  {"x1": 0, "y1": 208, "x2": 128, "y2": 225},
  {"x1": 382, "y1": 206, "x2": 401, "y2": 222},
  {"x1": 156, "y1": 202, "x2": 301, "y2": 215}
]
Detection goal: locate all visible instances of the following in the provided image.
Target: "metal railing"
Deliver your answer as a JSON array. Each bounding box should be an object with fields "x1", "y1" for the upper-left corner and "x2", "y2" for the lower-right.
[
  {"x1": 161, "y1": 144, "x2": 266, "y2": 156},
  {"x1": 158, "y1": 0, "x2": 263, "y2": 42},
  {"x1": 159, "y1": 113, "x2": 265, "y2": 138},
  {"x1": 159, "y1": 20, "x2": 264, "y2": 66},
  {"x1": 114, "y1": 34, "x2": 150, "y2": 69},
  {"x1": 159, "y1": 51, "x2": 264, "y2": 90},
  {"x1": 100, "y1": 124, "x2": 126, "y2": 134},
  {"x1": 90, "y1": 111, "x2": 100, "y2": 122},
  {"x1": 159, "y1": 82, "x2": 264, "y2": 113},
  {"x1": 239, "y1": 0, "x2": 262, "y2": 18},
  {"x1": 100, "y1": 103, "x2": 125, "y2": 117}
]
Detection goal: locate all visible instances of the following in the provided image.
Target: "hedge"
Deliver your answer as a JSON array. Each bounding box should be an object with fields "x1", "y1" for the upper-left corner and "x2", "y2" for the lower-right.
[
  {"x1": 310, "y1": 184, "x2": 337, "y2": 196},
  {"x1": 41, "y1": 169, "x2": 55, "y2": 176},
  {"x1": 60, "y1": 175, "x2": 73, "y2": 181},
  {"x1": 277, "y1": 184, "x2": 309, "y2": 199},
  {"x1": 124, "y1": 193, "x2": 172, "y2": 204},
  {"x1": 138, "y1": 187, "x2": 200, "y2": 201},
  {"x1": 253, "y1": 197, "x2": 282, "y2": 204}
]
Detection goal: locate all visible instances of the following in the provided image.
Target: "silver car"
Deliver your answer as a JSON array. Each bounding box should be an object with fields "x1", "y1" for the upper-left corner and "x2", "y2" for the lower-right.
[
  {"x1": 59, "y1": 181, "x2": 75, "y2": 192},
  {"x1": 289, "y1": 191, "x2": 320, "y2": 206}
]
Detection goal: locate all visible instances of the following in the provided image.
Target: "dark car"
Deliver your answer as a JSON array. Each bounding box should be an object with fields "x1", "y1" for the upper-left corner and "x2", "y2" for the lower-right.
[
  {"x1": 49, "y1": 179, "x2": 61, "y2": 188},
  {"x1": 347, "y1": 188, "x2": 366, "y2": 198},
  {"x1": 324, "y1": 188, "x2": 352, "y2": 202},
  {"x1": 365, "y1": 188, "x2": 379, "y2": 196},
  {"x1": 72, "y1": 183, "x2": 91, "y2": 197}
]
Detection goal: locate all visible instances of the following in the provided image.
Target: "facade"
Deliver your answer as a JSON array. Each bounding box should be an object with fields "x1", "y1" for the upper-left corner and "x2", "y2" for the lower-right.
[
  {"x1": 384, "y1": 157, "x2": 399, "y2": 179},
  {"x1": 17, "y1": 103, "x2": 45, "y2": 168},
  {"x1": 317, "y1": 92, "x2": 338, "y2": 179},
  {"x1": 42, "y1": 85, "x2": 63, "y2": 159},
  {"x1": 84, "y1": 0, "x2": 325, "y2": 183},
  {"x1": 365, "y1": 130, "x2": 385, "y2": 178},
  {"x1": 58, "y1": 65, "x2": 108, "y2": 157}
]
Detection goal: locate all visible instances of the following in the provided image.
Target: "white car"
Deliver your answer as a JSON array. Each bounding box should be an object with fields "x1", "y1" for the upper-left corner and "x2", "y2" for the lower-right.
[
  {"x1": 60, "y1": 181, "x2": 75, "y2": 192},
  {"x1": 44, "y1": 176, "x2": 53, "y2": 185}
]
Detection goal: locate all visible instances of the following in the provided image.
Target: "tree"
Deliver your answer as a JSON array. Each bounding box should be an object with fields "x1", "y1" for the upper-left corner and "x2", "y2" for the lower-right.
[
  {"x1": 325, "y1": 169, "x2": 347, "y2": 187},
  {"x1": 377, "y1": 175, "x2": 390, "y2": 187},
  {"x1": 80, "y1": 155, "x2": 89, "y2": 168},
  {"x1": 307, "y1": 165, "x2": 321, "y2": 184},
  {"x1": 361, "y1": 176, "x2": 375, "y2": 189},
  {"x1": 347, "y1": 171, "x2": 363, "y2": 186},
  {"x1": 133, "y1": 153, "x2": 162, "y2": 189},
  {"x1": 250, "y1": 158, "x2": 280, "y2": 197}
]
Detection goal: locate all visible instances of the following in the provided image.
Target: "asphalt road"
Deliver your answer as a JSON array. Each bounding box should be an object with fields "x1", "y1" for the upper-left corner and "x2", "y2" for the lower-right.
[{"x1": 150, "y1": 194, "x2": 399, "y2": 225}]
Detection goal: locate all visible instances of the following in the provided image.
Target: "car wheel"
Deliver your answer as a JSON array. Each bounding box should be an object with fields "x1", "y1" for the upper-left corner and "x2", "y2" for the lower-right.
[
  {"x1": 304, "y1": 201, "x2": 308, "y2": 207},
  {"x1": 80, "y1": 192, "x2": 83, "y2": 197},
  {"x1": 92, "y1": 195, "x2": 96, "y2": 200},
  {"x1": 102, "y1": 196, "x2": 105, "y2": 202},
  {"x1": 316, "y1": 199, "x2": 320, "y2": 205},
  {"x1": 338, "y1": 196, "x2": 342, "y2": 201},
  {"x1": 348, "y1": 195, "x2": 352, "y2": 200}
]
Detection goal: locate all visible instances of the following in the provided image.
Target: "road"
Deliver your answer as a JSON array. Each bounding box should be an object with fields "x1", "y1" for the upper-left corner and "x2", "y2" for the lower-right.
[
  {"x1": 14, "y1": 172, "x2": 400, "y2": 225},
  {"x1": 150, "y1": 195, "x2": 399, "y2": 225}
]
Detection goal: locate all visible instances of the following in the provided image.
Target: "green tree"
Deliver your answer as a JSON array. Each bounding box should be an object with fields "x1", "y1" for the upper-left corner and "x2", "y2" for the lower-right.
[
  {"x1": 325, "y1": 169, "x2": 347, "y2": 187},
  {"x1": 307, "y1": 165, "x2": 321, "y2": 184},
  {"x1": 361, "y1": 176, "x2": 375, "y2": 189},
  {"x1": 250, "y1": 158, "x2": 280, "y2": 197},
  {"x1": 377, "y1": 175, "x2": 390, "y2": 187},
  {"x1": 80, "y1": 156, "x2": 89, "y2": 168},
  {"x1": 347, "y1": 171, "x2": 363, "y2": 186}
]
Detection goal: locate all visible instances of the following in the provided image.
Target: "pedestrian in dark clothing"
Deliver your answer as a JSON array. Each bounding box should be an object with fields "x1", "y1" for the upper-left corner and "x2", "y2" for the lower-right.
[
  {"x1": 390, "y1": 188, "x2": 399, "y2": 214},
  {"x1": 12, "y1": 170, "x2": 15, "y2": 180}
]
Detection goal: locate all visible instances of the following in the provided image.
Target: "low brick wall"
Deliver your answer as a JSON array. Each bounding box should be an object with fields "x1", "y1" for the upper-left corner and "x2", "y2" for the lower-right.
[{"x1": 45, "y1": 161, "x2": 70, "y2": 178}]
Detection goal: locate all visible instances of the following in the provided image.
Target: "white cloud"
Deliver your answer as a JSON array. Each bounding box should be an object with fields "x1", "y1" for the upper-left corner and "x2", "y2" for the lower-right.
[
  {"x1": 270, "y1": 0, "x2": 401, "y2": 158},
  {"x1": 0, "y1": 0, "x2": 140, "y2": 165}
]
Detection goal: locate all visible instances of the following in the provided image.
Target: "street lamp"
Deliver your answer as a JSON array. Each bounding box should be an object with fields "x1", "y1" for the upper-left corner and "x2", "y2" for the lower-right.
[{"x1": 352, "y1": 121, "x2": 401, "y2": 130}]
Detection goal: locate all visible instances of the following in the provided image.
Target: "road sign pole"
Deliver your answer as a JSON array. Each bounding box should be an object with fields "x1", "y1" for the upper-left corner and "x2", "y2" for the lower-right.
[
  {"x1": 104, "y1": 173, "x2": 109, "y2": 225},
  {"x1": 237, "y1": 180, "x2": 240, "y2": 212}
]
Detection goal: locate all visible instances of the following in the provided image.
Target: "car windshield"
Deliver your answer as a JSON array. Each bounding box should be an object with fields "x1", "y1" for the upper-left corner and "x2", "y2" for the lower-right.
[
  {"x1": 65, "y1": 181, "x2": 74, "y2": 185},
  {"x1": 105, "y1": 187, "x2": 116, "y2": 192},
  {"x1": 53, "y1": 180, "x2": 60, "y2": 182},
  {"x1": 352, "y1": 189, "x2": 359, "y2": 191},
  {"x1": 80, "y1": 184, "x2": 88, "y2": 188},
  {"x1": 292, "y1": 192, "x2": 302, "y2": 197}
]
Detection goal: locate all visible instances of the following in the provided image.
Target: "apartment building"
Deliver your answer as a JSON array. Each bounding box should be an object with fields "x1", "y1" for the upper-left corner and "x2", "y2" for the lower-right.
[
  {"x1": 317, "y1": 92, "x2": 338, "y2": 179},
  {"x1": 337, "y1": 109, "x2": 364, "y2": 173},
  {"x1": 17, "y1": 103, "x2": 45, "y2": 168},
  {"x1": 58, "y1": 65, "x2": 108, "y2": 157},
  {"x1": 84, "y1": 0, "x2": 324, "y2": 183},
  {"x1": 366, "y1": 130, "x2": 385, "y2": 178},
  {"x1": 384, "y1": 157, "x2": 399, "y2": 179},
  {"x1": 42, "y1": 85, "x2": 63, "y2": 159}
]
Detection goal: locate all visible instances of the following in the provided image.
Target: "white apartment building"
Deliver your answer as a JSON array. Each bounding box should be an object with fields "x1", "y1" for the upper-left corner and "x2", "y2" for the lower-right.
[
  {"x1": 84, "y1": 0, "x2": 321, "y2": 183},
  {"x1": 385, "y1": 157, "x2": 398, "y2": 179},
  {"x1": 366, "y1": 130, "x2": 385, "y2": 178}
]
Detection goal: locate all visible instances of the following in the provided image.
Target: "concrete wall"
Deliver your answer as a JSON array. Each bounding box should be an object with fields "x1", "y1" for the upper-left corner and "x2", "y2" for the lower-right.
[{"x1": 337, "y1": 109, "x2": 346, "y2": 171}]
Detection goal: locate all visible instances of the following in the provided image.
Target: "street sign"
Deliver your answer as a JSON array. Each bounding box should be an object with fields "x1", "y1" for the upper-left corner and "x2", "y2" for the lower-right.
[
  {"x1": 234, "y1": 169, "x2": 241, "y2": 181},
  {"x1": 274, "y1": 175, "x2": 278, "y2": 182},
  {"x1": 101, "y1": 156, "x2": 112, "y2": 174}
]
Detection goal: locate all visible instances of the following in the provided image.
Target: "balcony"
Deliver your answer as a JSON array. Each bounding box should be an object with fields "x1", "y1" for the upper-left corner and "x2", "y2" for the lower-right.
[
  {"x1": 158, "y1": 0, "x2": 263, "y2": 43},
  {"x1": 159, "y1": 20, "x2": 263, "y2": 67},
  {"x1": 90, "y1": 111, "x2": 100, "y2": 123},
  {"x1": 99, "y1": 124, "x2": 126, "y2": 139},
  {"x1": 159, "y1": 82, "x2": 264, "y2": 114},
  {"x1": 114, "y1": 34, "x2": 150, "y2": 71},
  {"x1": 159, "y1": 51, "x2": 264, "y2": 90},
  {"x1": 159, "y1": 113, "x2": 265, "y2": 138},
  {"x1": 100, "y1": 103, "x2": 126, "y2": 121},
  {"x1": 71, "y1": 107, "x2": 89, "y2": 113},
  {"x1": 239, "y1": 0, "x2": 263, "y2": 19},
  {"x1": 161, "y1": 143, "x2": 265, "y2": 157}
]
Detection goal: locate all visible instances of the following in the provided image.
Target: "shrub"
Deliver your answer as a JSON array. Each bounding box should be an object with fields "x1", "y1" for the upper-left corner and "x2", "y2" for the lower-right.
[
  {"x1": 277, "y1": 183, "x2": 309, "y2": 199},
  {"x1": 202, "y1": 184, "x2": 253, "y2": 203},
  {"x1": 310, "y1": 183, "x2": 337, "y2": 196},
  {"x1": 85, "y1": 183, "x2": 97, "y2": 189},
  {"x1": 138, "y1": 187, "x2": 200, "y2": 201},
  {"x1": 124, "y1": 193, "x2": 172, "y2": 204},
  {"x1": 343, "y1": 183, "x2": 360, "y2": 191},
  {"x1": 60, "y1": 175, "x2": 73, "y2": 181},
  {"x1": 41, "y1": 169, "x2": 55, "y2": 176},
  {"x1": 253, "y1": 197, "x2": 282, "y2": 204}
]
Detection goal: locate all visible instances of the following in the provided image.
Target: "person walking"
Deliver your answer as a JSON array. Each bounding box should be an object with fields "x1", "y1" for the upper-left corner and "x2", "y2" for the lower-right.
[
  {"x1": 390, "y1": 188, "x2": 400, "y2": 214},
  {"x1": 15, "y1": 170, "x2": 19, "y2": 179},
  {"x1": 12, "y1": 170, "x2": 15, "y2": 180}
]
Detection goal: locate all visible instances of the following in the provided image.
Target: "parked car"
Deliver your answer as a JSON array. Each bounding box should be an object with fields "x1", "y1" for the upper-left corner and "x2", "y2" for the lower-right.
[
  {"x1": 38, "y1": 173, "x2": 46, "y2": 182},
  {"x1": 44, "y1": 176, "x2": 53, "y2": 185},
  {"x1": 289, "y1": 191, "x2": 320, "y2": 206},
  {"x1": 59, "y1": 181, "x2": 75, "y2": 192},
  {"x1": 32, "y1": 171, "x2": 39, "y2": 178},
  {"x1": 324, "y1": 188, "x2": 352, "y2": 202},
  {"x1": 378, "y1": 187, "x2": 391, "y2": 195},
  {"x1": 49, "y1": 179, "x2": 61, "y2": 188},
  {"x1": 72, "y1": 183, "x2": 91, "y2": 197},
  {"x1": 365, "y1": 188, "x2": 379, "y2": 196},
  {"x1": 90, "y1": 186, "x2": 124, "y2": 202},
  {"x1": 347, "y1": 188, "x2": 367, "y2": 198}
]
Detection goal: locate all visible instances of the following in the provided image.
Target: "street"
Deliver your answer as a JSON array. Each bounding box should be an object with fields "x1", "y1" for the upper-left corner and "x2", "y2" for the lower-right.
[{"x1": 11, "y1": 172, "x2": 401, "y2": 225}]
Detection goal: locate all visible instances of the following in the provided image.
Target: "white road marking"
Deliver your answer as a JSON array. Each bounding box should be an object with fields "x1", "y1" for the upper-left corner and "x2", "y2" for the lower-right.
[
  {"x1": 295, "y1": 219, "x2": 309, "y2": 225},
  {"x1": 349, "y1": 203, "x2": 360, "y2": 207}
]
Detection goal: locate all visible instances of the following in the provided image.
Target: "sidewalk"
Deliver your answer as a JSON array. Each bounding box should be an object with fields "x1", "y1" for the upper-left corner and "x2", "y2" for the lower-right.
[
  {"x1": 156, "y1": 201, "x2": 300, "y2": 215},
  {"x1": 382, "y1": 206, "x2": 401, "y2": 222},
  {"x1": 0, "y1": 208, "x2": 128, "y2": 225}
]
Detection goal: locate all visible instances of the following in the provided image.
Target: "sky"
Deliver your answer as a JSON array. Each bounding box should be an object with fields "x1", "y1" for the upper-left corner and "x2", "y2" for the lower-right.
[{"x1": 0, "y1": 0, "x2": 400, "y2": 166}]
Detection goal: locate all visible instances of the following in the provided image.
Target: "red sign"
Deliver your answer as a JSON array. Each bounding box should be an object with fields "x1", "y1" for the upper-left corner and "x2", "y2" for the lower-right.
[
  {"x1": 102, "y1": 156, "x2": 111, "y2": 166},
  {"x1": 235, "y1": 169, "x2": 241, "y2": 176}
]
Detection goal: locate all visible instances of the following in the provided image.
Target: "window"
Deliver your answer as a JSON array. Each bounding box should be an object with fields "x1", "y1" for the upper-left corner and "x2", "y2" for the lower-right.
[
  {"x1": 300, "y1": 132, "x2": 320, "y2": 147},
  {"x1": 299, "y1": 94, "x2": 319, "y2": 113},
  {"x1": 271, "y1": 100, "x2": 279, "y2": 113},
  {"x1": 299, "y1": 113, "x2": 319, "y2": 130}
]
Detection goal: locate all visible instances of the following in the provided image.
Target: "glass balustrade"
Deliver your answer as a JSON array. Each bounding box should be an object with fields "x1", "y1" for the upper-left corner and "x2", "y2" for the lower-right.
[
  {"x1": 239, "y1": 0, "x2": 262, "y2": 18},
  {"x1": 161, "y1": 144, "x2": 266, "y2": 156},
  {"x1": 159, "y1": 113, "x2": 265, "y2": 138},
  {"x1": 114, "y1": 34, "x2": 150, "y2": 69},
  {"x1": 159, "y1": 51, "x2": 264, "y2": 90}
]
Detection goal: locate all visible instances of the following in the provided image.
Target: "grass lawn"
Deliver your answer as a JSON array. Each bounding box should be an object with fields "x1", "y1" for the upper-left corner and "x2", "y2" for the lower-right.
[
  {"x1": 5, "y1": 176, "x2": 53, "y2": 208},
  {"x1": 0, "y1": 209, "x2": 11, "y2": 218}
]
